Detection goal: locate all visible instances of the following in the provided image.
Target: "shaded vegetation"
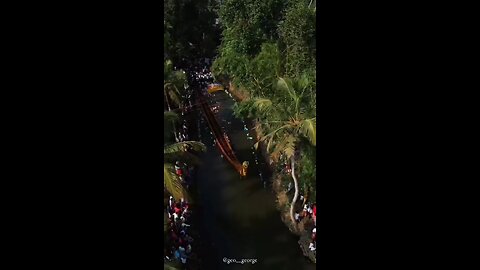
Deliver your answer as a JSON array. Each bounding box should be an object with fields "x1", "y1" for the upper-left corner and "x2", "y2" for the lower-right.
[
  {"x1": 212, "y1": 0, "x2": 317, "y2": 228},
  {"x1": 164, "y1": 0, "x2": 317, "y2": 264}
]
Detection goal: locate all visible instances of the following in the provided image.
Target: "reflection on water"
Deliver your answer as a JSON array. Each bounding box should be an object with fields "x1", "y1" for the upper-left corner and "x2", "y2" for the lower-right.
[{"x1": 194, "y1": 91, "x2": 315, "y2": 270}]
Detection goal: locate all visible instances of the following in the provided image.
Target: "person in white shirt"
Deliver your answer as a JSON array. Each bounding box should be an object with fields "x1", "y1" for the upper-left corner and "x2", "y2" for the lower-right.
[{"x1": 169, "y1": 196, "x2": 174, "y2": 209}]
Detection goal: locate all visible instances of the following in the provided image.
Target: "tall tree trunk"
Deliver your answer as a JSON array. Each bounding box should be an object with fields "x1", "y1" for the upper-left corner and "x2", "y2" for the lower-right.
[
  {"x1": 164, "y1": 89, "x2": 178, "y2": 141},
  {"x1": 172, "y1": 120, "x2": 178, "y2": 142},
  {"x1": 289, "y1": 156, "x2": 299, "y2": 228},
  {"x1": 164, "y1": 89, "x2": 172, "y2": 111}
]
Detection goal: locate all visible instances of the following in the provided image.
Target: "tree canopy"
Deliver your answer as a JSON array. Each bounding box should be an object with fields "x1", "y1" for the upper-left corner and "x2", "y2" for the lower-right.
[{"x1": 212, "y1": 0, "x2": 317, "y2": 209}]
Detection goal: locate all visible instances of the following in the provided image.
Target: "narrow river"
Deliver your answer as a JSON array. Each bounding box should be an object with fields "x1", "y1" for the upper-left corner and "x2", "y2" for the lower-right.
[{"x1": 191, "y1": 90, "x2": 315, "y2": 270}]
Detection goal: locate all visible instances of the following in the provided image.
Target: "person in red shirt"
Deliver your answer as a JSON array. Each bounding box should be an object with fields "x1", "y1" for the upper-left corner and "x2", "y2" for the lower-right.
[
  {"x1": 174, "y1": 203, "x2": 182, "y2": 215},
  {"x1": 175, "y1": 161, "x2": 183, "y2": 176},
  {"x1": 312, "y1": 204, "x2": 317, "y2": 226}
]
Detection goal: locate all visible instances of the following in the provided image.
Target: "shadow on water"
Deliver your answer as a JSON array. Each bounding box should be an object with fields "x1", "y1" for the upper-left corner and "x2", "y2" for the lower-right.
[{"x1": 194, "y1": 91, "x2": 315, "y2": 270}]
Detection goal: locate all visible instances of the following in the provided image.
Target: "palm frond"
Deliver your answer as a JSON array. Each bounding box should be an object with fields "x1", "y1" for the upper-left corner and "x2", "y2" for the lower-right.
[
  {"x1": 276, "y1": 77, "x2": 297, "y2": 102},
  {"x1": 164, "y1": 163, "x2": 186, "y2": 200},
  {"x1": 283, "y1": 135, "x2": 297, "y2": 158},
  {"x1": 252, "y1": 98, "x2": 273, "y2": 114},
  {"x1": 297, "y1": 72, "x2": 311, "y2": 91},
  {"x1": 260, "y1": 123, "x2": 292, "y2": 152},
  {"x1": 261, "y1": 124, "x2": 291, "y2": 140},
  {"x1": 164, "y1": 141, "x2": 207, "y2": 154},
  {"x1": 300, "y1": 118, "x2": 316, "y2": 146},
  {"x1": 164, "y1": 60, "x2": 173, "y2": 78},
  {"x1": 164, "y1": 111, "x2": 179, "y2": 123},
  {"x1": 164, "y1": 84, "x2": 181, "y2": 106},
  {"x1": 266, "y1": 133, "x2": 275, "y2": 152}
]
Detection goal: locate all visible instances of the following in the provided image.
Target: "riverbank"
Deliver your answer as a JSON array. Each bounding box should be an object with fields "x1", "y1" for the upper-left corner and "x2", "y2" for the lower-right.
[
  {"x1": 225, "y1": 82, "x2": 317, "y2": 264},
  {"x1": 190, "y1": 78, "x2": 315, "y2": 269}
]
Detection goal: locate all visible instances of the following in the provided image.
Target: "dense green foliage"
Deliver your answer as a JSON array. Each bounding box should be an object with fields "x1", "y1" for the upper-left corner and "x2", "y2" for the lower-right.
[
  {"x1": 164, "y1": 0, "x2": 316, "y2": 228},
  {"x1": 213, "y1": 0, "x2": 317, "y2": 200},
  {"x1": 164, "y1": 0, "x2": 220, "y2": 62},
  {"x1": 278, "y1": 0, "x2": 316, "y2": 77},
  {"x1": 163, "y1": 0, "x2": 210, "y2": 201},
  {"x1": 213, "y1": 0, "x2": 316, "y2": 81}
]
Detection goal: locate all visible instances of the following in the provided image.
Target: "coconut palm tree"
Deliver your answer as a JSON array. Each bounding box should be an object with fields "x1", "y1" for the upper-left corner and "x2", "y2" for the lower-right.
[
  {"x1": 163, "y1": 62, "x2": 186, "y2": 142},
  {"x1": 164, "y1": 110, "x2": 206, "y2": 200},
  {"x1": 164, "y1": 59, "x2": 187, "y2": 111},
  {"x1": 164, "y1": 140, "x2": 206, "y2": 201},
  {"x1": 246, "y1": 75, "x2": 316, "y2": 227},
  {"x1": 164, "y1": 111, "x2": 180, "y2": 143}
]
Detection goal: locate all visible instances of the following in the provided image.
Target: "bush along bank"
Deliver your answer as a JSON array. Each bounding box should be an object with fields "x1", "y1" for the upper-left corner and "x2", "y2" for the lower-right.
[
  {"x1": 211, "y1": 1, "x2": 317, "y2": 262},
  {"x1": 225, "y1": 82, "x2": 316, "y2": 263}
]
